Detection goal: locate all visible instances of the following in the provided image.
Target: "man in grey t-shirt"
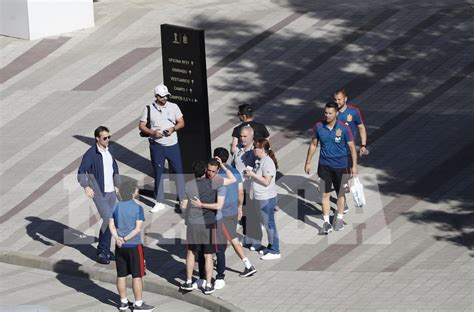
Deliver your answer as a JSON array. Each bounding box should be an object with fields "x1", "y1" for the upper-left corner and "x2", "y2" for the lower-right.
[{"x1": 138, "y1": 84, "x2": 186, "y2": 213}]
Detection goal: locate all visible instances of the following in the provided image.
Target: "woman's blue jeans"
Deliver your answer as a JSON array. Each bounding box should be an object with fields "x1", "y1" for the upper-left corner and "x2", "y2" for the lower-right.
[{"x1": 256, "y1": 197, "x2": 279, "y2": 254}]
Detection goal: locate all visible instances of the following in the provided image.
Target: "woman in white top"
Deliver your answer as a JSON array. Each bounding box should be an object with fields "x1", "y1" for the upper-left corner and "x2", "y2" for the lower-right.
[{"x1": 244, "y1": 138, "x2": 280, "y2": 260}]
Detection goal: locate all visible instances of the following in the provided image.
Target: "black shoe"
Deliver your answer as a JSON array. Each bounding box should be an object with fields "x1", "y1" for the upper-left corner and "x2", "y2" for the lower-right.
[
  {"x1": 322, "y1": 222, "x2": 333, "y2": 234},
  {"x1": 180, "y1": 281, "x2": 194, "y2": 291},
  {"x1": 203, "y1": 284, "x2": 215, "y2": 295},
  {"x1": 119, "y1": 301, "x2": 132, "y2": 311},
  {"x1": 107, "y1": 252, "x2": 115, "y2": 261},
  {"x1": 132, "y1": 302, "x2": 155, "y2": 311},
  {"x1": 239, "y1": 266, "x2": 257, "y2": 277},
  {"x1": 97, "y1": 253, "x2": 110, "y2": 264}
]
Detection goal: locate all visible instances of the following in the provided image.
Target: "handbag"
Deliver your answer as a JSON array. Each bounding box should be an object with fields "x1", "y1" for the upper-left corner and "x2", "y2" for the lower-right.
[
  {"x1": 139, "y1": 105, "x2": 151, "y2": 137},
  {"x1": 350, "y1": 176, "x2": 366, "y2": 207}
]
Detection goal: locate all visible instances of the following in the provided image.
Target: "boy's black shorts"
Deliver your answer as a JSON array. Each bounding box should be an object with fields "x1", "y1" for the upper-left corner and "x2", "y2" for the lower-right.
[
  {"x1": 115, "y1": 244, "x2": 146, "y2": 278},
  {"x1": 318, "y1": 164, "x2": 350, "y2": 195}
]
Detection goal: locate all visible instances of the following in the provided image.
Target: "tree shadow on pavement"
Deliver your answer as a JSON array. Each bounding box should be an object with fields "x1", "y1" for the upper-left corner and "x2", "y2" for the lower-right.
[
  {"x1": 53, "y1": 259, "x2": 117, "y2": 308},
  {"x1": 403, "y1": 206, "x2": 474, "y2": 255}
]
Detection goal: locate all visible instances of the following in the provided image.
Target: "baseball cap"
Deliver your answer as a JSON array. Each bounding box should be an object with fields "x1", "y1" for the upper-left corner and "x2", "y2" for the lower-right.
[{"x1": 154, "y1": 84, "x2": 171, "y2": 97}]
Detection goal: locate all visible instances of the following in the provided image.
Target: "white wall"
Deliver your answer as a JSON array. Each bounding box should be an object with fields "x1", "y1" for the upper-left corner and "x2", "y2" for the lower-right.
[
  {"x1": 0, "y1": 0, "x2": 94, "y2": 40},
  {"x1": 1, "y1": 0, "x2": 30, "y2": 39}
]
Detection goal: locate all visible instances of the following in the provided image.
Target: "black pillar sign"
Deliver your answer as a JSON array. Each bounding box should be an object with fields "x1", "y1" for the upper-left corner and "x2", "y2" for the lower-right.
[{"x1": 161, "y1": 24, "x2": 211, "y2": 173}]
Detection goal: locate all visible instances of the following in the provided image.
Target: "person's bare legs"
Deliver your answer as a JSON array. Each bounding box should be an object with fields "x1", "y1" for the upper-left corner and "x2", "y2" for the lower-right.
[
  {"x1": 186, "y1": 250, "x2": 195, "y2": 281},
  {"x1": 336, "y1": 193, "x2": 345, "y2": 215},
  {"x1": 132, "y1": 277, "x2": 143, "y2": 302},
  {"x1": 322, "y1": 192, "x2": 331, "y2": 217},
  {"x1": 230, "y1": 238, "x2": 245, "y2": 259},
  {"x1": 204, "y1": 253, "x2": 213, "y2": 285},
  {"x1": 117, "y1": 277, "x2": 127, "y2": 299}
]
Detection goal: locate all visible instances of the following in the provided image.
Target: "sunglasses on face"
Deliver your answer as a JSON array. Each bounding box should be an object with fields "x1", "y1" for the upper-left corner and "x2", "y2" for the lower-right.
[
  {"x1": 156, "y1": 94, "x2": 169, "y2": 99},
  {"x1": 101, "y1": 136, "x2": 111, "y2": 141}
]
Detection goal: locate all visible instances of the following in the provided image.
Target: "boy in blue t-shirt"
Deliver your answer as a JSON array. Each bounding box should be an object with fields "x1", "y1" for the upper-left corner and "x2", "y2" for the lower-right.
[{"x1": 109, "y1": 176, "x2": 154, "y2": 312}]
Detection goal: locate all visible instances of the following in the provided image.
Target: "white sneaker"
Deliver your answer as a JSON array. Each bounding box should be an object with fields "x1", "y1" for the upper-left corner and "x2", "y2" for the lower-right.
[
  {"x1": 192, "y1": 279, "x2": 206, "y2": 289},
  {"x1": 250, "y1": 244, "x2": 263, "y2": 251},
  {"x1": 259, "y1": 248, "x2": 268, "y2": 255},
  {"x1": 214, "y1": 279, "x2": 225, "y2": 290},
  {"x1": 260, "y1": 253, "x2": 281, "y2": 260},
  {"x1": 150, "y1": 202, "x2": 165, "y2": 213}
]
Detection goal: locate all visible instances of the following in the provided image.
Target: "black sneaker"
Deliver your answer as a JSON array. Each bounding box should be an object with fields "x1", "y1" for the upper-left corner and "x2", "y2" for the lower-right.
[
  {"x1": 203, "y1": 284, "x2": 215, "y2": 295},
  {"x1": 132, "y1": 302, "x2": 155, "y2": 311},
  {"x1": 322, "y1": 222, "x2": 333, "y2": 234},
  {"x1": 180, "y1": 281, "x2": 194, "y2": 291},
  {"x1": 239, "y1": 266, "x2": 257, "y2": 277},
  {"x1": 107, "y1": 252, "x2": 115, "y2": 261},
  {"x1": 97, "y1": 252, "x2": 110, "y2": 264},
  {"x1": 119, "y1": 301, "x2": 132, "y2": 311}
]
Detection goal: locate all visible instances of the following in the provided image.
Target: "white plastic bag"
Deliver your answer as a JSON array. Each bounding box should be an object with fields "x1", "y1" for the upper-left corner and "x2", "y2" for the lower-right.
[{"x1": 350, "y1": 177, "x2": 366, "y2": 207}]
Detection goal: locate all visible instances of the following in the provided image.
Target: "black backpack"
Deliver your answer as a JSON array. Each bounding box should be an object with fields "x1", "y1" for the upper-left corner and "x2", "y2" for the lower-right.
[{"x1": 139, "y1": 105, "x2": 151, "y2": 137}]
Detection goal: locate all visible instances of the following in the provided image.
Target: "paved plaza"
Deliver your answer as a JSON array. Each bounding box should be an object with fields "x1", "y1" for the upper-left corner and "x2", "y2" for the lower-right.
[
  {"x1": 1, "y1": 0, "x2": 473, "y2": 311},
  {"x1": 0, "y1": 262, "x2": 206, "y2": 311}
]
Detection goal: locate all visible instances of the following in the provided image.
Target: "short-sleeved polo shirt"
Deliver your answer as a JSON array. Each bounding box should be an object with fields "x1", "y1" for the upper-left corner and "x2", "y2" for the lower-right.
[
  {"x1": 337, "y1": 104, "x2": 364, "y2": 144},
  {"x1": 140, "y1": 101, "x2": 183, "y2": 146},
  {"x1": 313, "y1": 120, "x2": 353, "y2": 168}
]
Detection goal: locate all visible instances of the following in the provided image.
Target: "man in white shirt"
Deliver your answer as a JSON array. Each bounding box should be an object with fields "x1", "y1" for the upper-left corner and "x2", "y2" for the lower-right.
[
  {"x1": 138, "y1": 84, "x2": 186, "y2": 212},
  {"x1": 77, "y1": 126, "x2": 120, "y2": 264}
]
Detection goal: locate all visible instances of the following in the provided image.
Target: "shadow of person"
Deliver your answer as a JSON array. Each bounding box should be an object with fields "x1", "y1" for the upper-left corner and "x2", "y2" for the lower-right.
[
  {"x1": 25, "y1": 216, "x2": 97, "y2": 261},
  {"x1": 275, "y1": 173, "x2": 323, "y2": 231},
  {"x1": 53, "y1": 259, "x2": 117, "y2": 307},
  {"x1": 142, "y1": 232, "x2": 187, "y2": 287}
]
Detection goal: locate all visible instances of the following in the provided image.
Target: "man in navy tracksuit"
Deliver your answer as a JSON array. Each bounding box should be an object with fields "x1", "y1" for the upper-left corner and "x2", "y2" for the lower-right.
[{"x1": 77, "y1": 126, "x2": 120, "y2": 264}]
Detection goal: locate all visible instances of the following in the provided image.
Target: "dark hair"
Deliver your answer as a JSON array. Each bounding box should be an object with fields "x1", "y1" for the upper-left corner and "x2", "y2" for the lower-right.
[
  {"x1": 117, "y1": 176, "x2": 138, "y2": 201},
  {"x1": 254, "y1": 138, "x2": 278, "y2": 169},
  {"x1": 325, "y1": 101, "x2": 339, "y2": 111},
  {"x1": 213, "y1": 147, "x2": 229, "y2": 163},
  {"x1": 207, "y1": 158, "x2": 220, "y2": 167},
  {"x1": 192, "y1": 161, "x2": 206, "y2": 178},
  {"x1": 94, "y1": 126, "x2": 109, "y2": 138},
  {"x1": 238, "y1": 104, "x2": 253, "y2": 117},
  {"x1": 334, "y1": 89, "x2": 347, "y2": 97}
]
